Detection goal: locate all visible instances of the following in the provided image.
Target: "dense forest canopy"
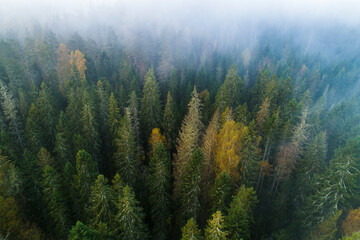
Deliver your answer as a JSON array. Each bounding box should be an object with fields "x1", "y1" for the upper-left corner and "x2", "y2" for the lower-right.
[{"x1": 1, "y1": 1, "x2": 360, "y2": 239}]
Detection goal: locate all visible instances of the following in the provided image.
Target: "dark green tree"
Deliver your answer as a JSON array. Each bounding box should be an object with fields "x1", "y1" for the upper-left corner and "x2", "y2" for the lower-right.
[{"x1": 148, "y1": 142, "x2": 171, "y2": 239}]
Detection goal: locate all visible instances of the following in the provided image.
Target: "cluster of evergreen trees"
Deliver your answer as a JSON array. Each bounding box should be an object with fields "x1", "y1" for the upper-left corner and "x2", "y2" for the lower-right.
[{"x1": 1, "y1": 26, "x2": 360, "y2": 240}]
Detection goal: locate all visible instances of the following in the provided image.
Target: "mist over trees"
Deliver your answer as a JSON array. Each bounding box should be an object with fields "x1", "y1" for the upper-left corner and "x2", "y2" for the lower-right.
[{"x1": 1, "y1": 1, "x2": 360, "y2": 239}]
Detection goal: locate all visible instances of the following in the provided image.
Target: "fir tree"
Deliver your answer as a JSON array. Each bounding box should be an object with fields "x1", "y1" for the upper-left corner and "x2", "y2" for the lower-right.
[
  {"x1": 210, "y1": 171, "x2": 232, "y2": 214},
  {"x1": 87, "y1": 175, "x2": 115, "y2": 226},
  {"x1": 174, "y1": 86, "x2": 203, "y2": 197},
  {"x1": 225, "y1": 186, "x2": 258, "y2": 240},
  {"x1": 163, "y1": 91, "x2": 177, "y2": 150},
  {"x1": 140, "y1": 68, "x2": 161, "y2": 141},
  {"x1": 148, "y1": 141, "x2": 171, "y2": 240},
  {"x1": 179, "y1": 148, "x2": 204, "y2": 223},
  {"x1": 181, "y1": 218, "x2": 203, "y2": 240},
  {"x1": 114, "y1": 185, "x2": 148, "y2": 240},
  {"x1": 205, "y1": 211, "x2": 228, "y2": 240}
]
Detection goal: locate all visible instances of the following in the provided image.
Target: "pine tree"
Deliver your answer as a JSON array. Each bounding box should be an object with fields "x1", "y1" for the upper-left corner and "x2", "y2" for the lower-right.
[
  {"x1": 113, "y1": 109, "x2": 140, "y2": 190},
  {"x1": 74, "y1": 150, "x2": 98, "y2": 220},
  {"x1": 148, "y1": 141, "x2": 171, "y2": 240},
  {"x1": 174, "y1": 86, "x2": 203, "y2": 197},
  {"x1": 0, "y1": 80, "x2": 24, "y2": 149},
  {"x1": 205, "y1": 211, "x2": 228, "y2": 240},
  {"x1": 42, "y1": 165, "x2": 70, "y2": 238},
  {"x1": 179, "y1": 148, "x2": 204, "y2": 223},
  {"x1": 128, "y1": 91, "x2": 141, "y2": 145},
  {"x1": 163, "y1": 91, "x2": 177, "y2": 150},
  {"x1": 87, "y1": 175, "x2": 115, "y2": 226},
  {"x1": 37, "y1": 82, "x2": 58, "y2": 150},
  {"x1": 114, "y1": 185, "x2": 148, "y2": 240},
  {"x1": 25, "y1": 103, "x2": 42, "y2": 152},
  {"x1": 108, "y1": 93, "x2": 121, "y2": 138},
  {"x1": 56, "y1": 43, "x2": 71, "y2": 96},
  {"x1": 81, "y1": 90, "x2": 99, "y2": 158},
  {"x1": 210, "y1": 171, "x2": 232, "y2": 214},
  {"x1": 201, "y1": 110, "x2": 220, "y2": 214},
  {"x1": 225, "y1": 186, "x2": 258, "y2": 240},
  {"x1": 54, "y1": 111, "x2": 72, "y2": 169},
  {"x1": 68, "y1": 221, "x2": 100, "y2": 240},
  {"x1": 215, "y1": 64, "x2": 244, "y2": 113},
  {"x1": 140, "y1": 68, "x2": 161, "y2": 141},
  {"x1": 181, "y1": 218, "x2": 203, "y2": 240}
]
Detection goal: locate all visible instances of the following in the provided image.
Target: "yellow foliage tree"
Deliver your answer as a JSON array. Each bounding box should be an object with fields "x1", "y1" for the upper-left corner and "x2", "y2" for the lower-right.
[
  {"x1": 70, "y1": 50, "x2": 87, "y2": 81},
  {"x1": 342, "y1": 208, "x2": 360, "y2": 236},
  {"x1": 149, "y1": 128, "x2": 166, "y2": 150},
  {"x1": 215, "y1": 120, "x2": 247, "y2": 181}
]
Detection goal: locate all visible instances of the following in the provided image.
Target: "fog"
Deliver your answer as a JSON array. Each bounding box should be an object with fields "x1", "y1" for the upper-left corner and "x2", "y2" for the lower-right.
[{"x1": 1, "y1": 0, "x2": 360, "y2": 36}]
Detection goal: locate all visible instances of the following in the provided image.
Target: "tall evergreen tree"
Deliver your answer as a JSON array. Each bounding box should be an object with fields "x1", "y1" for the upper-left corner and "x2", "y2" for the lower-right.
[
  {"x1": 113, "y1": 109, "x2": 140, "y2": 190},
  {"x1": 140, "y1": 68, "x2": 161, "y2": 141},
  {"x1": 181, "y1": 218, "x2": 203, "y2": 240},
  {"x1": 163, "y1": 91, "x2": 177, "y2": 150},
  {"x1": 114, "y1": 185, "x2": 148, "y2": 240},
  {"x1": 174, "y1": 86, "x2": 203, "y2": 197},
  {"x1": 225, "y1": 186, "x2": 258, "y2": 240},
  {"x1": 87, "y1": 175, "x2": 115, "y2": 226},
  {"x1": 205, "y1": 211, "x2": 228, "y2": 240},
  {"x1": 215, "y1": 64, "x2": 244, "y2": 113},
  {"x1": 148, "y1": 141, "x2": 171, "y2": 240},
  {"x1": 210, "y1": 171, "x2": 232, "y2": 214},
  {"x1": 179, "y1": 148, "x2": 204, "y2": 223}
]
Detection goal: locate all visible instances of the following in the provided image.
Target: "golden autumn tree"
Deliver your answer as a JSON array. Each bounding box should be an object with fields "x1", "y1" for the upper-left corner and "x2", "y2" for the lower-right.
[
  {"x1": 256, "y1": 97, "x2": 270, "y2": 132},
  {"x1": 342, "y1": 208, "x2": 360, "y2": 236},
  {"x1": 149, "y1": 128, "x2": 166, "y2": 150},
  {"x1": 70, "y1": 50, "x2": 87, "y2": 81},
  {"x1": 215, "y1": 120, "x2": 247, "y2": 181},
  {"x1": 56, "y1": 43, "x2": 71, "y2": 95}
]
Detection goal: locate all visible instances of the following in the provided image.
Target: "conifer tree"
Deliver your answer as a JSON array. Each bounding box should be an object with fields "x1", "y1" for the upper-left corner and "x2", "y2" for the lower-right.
[
  {"x1": 140, "y1": 68, "x2": 161, "y2": 140},
  {"x1": 148, "y1": 141, "x2": 171, "y2": 240},
  {"x1": 113, "y1": 109, "x2": 140, "y2": 189},
  {"x1": 0, "y1": 80, "x2": 23, "y2": 149},
  {"x1": 37, "y1": 82, "x2": 58, "y2": 150},
  {"x1": 108, "y1": 93, "x2": 121, "y2": 138},
  {"x1": 181, "y1": 218, "x2": 203, "y2": 240},
  {"x1": 225, "y1": 186, "x2": 257, "y2": 240},
  {"x1": 205, "y1": 211, "x2": 228, "y2": 240},
  {"x1": 87, "y1": 175, "x2": 115, "y2": 226},
  {"x1": 163, "y1": 91, "x2": 177, "y2": 150},
  {"x1": 74, "y1": 150, "x2": 98, "y2": 220},
  {"x1": 179, "y1": 148, "x2": 204, "y2": 223},
  {"x1": 81, "y1": 91, "x2": 99, "y2": 158},
  {"x1": 128, "y1": 91, "x2": 141, "y2": 145},
  {"x1": 42, "y1": 165, "x2": 70, "y2": 238},
  {"x1": 68, "y1": 221, "x2": 100, "y2": 240},
  {"x1": 114, "y1": 185, "x2": 148, "y2": 240},
  {"x1": 215, "y1": 64, "x2": 244, "y2": 113},
  {"x1": 54, "y1": 111, "x2": 72, "y2": 169},
  {"x1": 210, "y1": 171, "x2": 232, "y2": 214},
  {"x1": 174, "y1": 86, "x2": 203, "y2": 197},
  {"x1": 25, "y1": 103, "x2": 42, "y2": 152}
]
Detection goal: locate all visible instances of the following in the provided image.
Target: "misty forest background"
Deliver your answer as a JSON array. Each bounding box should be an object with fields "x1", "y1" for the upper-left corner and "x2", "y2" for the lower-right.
[{"x1": 1, "y1": 22, "x2": 360, "y2": 240}]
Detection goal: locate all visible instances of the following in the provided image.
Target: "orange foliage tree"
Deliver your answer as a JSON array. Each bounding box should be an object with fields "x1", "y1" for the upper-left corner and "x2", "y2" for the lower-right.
[
  {"x1": 70, "y1": 50, "x2": 87, "y2": 81},
  {"x1": 342, "y1": 208, "x2": 360, "y2": 236},
  {"x1": 215, "y1": 120, "x2": 247, "y2": 181}
]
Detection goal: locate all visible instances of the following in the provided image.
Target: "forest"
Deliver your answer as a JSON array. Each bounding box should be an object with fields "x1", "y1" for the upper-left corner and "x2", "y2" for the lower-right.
[{"x1": 1, "y1": 18, "x2": 360, "y2": 240}]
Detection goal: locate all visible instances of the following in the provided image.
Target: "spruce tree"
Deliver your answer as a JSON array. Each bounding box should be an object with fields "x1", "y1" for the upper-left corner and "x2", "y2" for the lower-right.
[
  {"x1": 113, "y1": 109, "x2": 140, "y2": 190},
  {"x1": 163, "y1": 91, "x2": 177, "y2": 150},
  {"x1": 205, "y1": 211, "x2": 228, "y2": 240},
  {"x1": 148, "y1": 141, "x2": 171, "y2": 239},
  {"x1": 140, "y1": 68, "x2": 161, "y2": 141},
  {"x1": 179, "y1": 148, "x2": 204, "y2": 223},
  {"x1": 174, "y1": 86, "x2": 203, "y2": 197},
  {"x1": 181, "y1": 218, "x2": 203, "y2": 240},
  {"x1": 210, "y1": 171, "x2": 232, "y2": 214},
  {"x1": 215, "y1": 64, "x2": 244, "y2": 113},
  {"x1": 87, "y1": 175, "x2": 115, "y2": 226},
  {"x1": 114, "y1": 185, "x2": 148, "y2": 240},
  {"x1": 225, "y1": 186, "x2": 257, "y2": 240}
]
